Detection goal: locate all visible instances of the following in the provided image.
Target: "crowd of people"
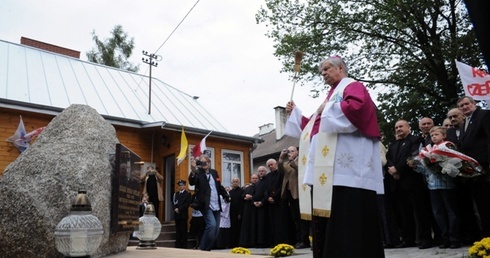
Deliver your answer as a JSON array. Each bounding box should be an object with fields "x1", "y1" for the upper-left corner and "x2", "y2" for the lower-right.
[
  {"x1": 185, "y1": 152, "x2": 310, "y2": 251},
  {"x1": 135, "y1": 56, "x2": 489, "y2": 258},
  {"x1": 380, "y1": 96, "x2": 490, "y2": 252}
]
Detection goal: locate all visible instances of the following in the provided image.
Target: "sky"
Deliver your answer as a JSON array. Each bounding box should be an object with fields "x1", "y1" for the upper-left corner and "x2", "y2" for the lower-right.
[{"x1": 0, "y1": 0, "x2": 325, "y2": 137}]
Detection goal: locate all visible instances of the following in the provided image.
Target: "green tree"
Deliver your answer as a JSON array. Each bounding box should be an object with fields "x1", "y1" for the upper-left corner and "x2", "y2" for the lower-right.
[
  {"x1": 87, "y1": 25, "x2": 139, "y2": 72},
  {"x1": 256, "y1": 0, "x2": 483, "y2": 142}
]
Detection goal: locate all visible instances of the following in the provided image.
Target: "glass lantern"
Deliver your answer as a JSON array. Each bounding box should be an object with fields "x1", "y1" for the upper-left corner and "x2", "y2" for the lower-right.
[
  {"x1": 135, "y1": 202, "x2": 161, "y2": 249},
  {"x1": 54, "y1": 190, "x2": 104, "y2": 258}
]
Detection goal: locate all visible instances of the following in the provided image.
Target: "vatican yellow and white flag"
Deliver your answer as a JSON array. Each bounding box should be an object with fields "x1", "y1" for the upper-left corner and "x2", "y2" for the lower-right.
[{"x1": 176, "y1": 126, "x2": 188, "y2": 166}]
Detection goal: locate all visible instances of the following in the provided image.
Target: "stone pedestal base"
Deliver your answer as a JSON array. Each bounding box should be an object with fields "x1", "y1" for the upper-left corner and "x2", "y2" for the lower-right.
[{"x1": 137, "y1": 240, "x2": 157, "y2": 249}]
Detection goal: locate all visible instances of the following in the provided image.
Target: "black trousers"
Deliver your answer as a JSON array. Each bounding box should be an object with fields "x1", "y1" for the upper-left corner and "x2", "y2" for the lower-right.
[
  {"x1": 148, "y1": 195, "x2": 160, "y2": 219},
  {"x1": 284, "y1": 190, "x2": 310, "y2": 245},
  {"x1": 312, "y1": 215, "x2": 327, "y2": 258},
  {"x1": 268, "y1": 202, "x2": 289, "y2": 246},
  {"x1": 175, "y1": 219, "x2": 188, "y2": 248},
  {"x1": 395, "y1": 187, "x2": 433, "y2": 244}
]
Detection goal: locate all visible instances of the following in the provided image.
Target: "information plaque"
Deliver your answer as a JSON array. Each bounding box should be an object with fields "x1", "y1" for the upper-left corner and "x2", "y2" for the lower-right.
[{"x1": 111, "y1": 144, "x2": 142, "y2": 233}]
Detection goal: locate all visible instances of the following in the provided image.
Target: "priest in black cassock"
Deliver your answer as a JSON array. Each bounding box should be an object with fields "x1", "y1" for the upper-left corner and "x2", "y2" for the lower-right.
[
  {"x1": 239, "y1": 173, "x2": 259, "y2": 247},
  {"x1": 266, "y1": 159, "x2": 289, "y2": 246},
  {"x1": 229, "y1": 177, "x2": 244, "y2": 248},
  {"x1": 253, "y1": 166, "x2": 269, "y2": 248}
]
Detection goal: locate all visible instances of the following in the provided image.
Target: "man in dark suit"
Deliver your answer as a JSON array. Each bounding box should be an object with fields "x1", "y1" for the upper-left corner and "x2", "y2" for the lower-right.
[
  {"x1": 188, "y1": 155, "x2": 230, "y2": 251},
  {"x1": 457, "y1": 96, "x2": 490, "y2": 238},
  {"x1": 458, "y1": 96, "x2": 490, "y2": 173},
  {"x1": 386, "y1": 119, "x2": 433, "y2": 249},
  {"x1": 174, "y1": 180, "x2": 191, "y2": 248},
  {"x1": 446, "y1": 106, "x2": 482, "y2": 244}
]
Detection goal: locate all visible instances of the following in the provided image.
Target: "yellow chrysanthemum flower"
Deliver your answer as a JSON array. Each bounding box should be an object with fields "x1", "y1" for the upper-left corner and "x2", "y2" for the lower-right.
[
  {"x1": 469, "y1": 237, "x2": 490, "y2": 258},
  {"x1": 270, "y1": 243, "x2": 295, "y2": 257},
  {"x1": 230, "y1": 247, "x2": 251, "y2": 255}
]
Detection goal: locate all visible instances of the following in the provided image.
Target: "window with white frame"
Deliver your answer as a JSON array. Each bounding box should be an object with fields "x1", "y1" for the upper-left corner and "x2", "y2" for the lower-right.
[{"x1": 221, "y1": 150, "x2": 243, "y2": 188}]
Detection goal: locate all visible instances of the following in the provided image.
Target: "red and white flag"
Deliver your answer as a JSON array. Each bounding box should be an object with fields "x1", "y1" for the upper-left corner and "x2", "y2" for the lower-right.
[
  {"x1": 192, "y1": 131, "x2": 212, "y2": 158},
  {"x1": 455, "y1": 60, "x2": 490, "y2": 102},
  {"x1": 6, "y1": 115, "x2": 27, "y2": 152},
  {"x1": 6, "y1": 116, "x2": 46, "y2": 153}
]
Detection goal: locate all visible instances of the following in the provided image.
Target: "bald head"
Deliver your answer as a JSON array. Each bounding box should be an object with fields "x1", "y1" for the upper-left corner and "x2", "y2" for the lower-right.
[
  {"x1": 447, "y1": 108, "x2": 465, "y2": 127},
  {"x1": 395, "y1": 120, "x2": 410, "y2": 140}
]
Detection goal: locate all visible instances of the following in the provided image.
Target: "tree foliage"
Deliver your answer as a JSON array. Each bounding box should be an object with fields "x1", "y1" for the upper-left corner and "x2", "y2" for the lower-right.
[
  {"x1": 87, "y1": 25, "x2": 139, "y2": 72},
  {"x1": 256, "y1": 0, "x2": 483, "y2": 142}
]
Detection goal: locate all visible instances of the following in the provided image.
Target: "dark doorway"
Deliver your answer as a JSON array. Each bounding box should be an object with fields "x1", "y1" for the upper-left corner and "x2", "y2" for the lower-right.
[{"x1": 164, "y1": 154, "x2": 175, "y2": 221}]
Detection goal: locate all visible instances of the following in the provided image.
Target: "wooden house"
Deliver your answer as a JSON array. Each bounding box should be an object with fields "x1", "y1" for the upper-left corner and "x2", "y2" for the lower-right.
[{"x1": 0, "y1": 37, "x2": 261, "y2": 222}]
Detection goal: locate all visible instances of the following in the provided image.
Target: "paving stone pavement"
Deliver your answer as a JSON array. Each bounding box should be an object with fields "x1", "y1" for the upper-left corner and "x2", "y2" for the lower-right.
[
  {"x1": 383, "y1": 246, "x2": 469, "y2": 258},
  {"x1": 214, "y1": 245, "x2": 470, "y2": 257}
]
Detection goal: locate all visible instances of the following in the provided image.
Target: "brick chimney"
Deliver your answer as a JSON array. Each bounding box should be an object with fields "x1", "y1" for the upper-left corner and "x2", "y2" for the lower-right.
[
  {"x1": 20, "y1": 37, "x2": 80, "y2": 59},
  {"x1": 274, "y1": 106, "x2": 287, "y2": 140}
]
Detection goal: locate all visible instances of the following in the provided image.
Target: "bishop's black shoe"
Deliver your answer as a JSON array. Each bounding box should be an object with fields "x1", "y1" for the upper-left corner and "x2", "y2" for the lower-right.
[
  {"x1": 395, "y1": 241, "x2": 416, "y2": 248},
  {"x1": 418, "y1": 241, "x2": 433, "y2": 249}
]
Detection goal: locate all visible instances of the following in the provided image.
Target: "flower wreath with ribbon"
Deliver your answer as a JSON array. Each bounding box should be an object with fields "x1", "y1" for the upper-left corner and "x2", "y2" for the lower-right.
[{"x1": 417, "y1": 141, "x2": 483, "y2": 178}]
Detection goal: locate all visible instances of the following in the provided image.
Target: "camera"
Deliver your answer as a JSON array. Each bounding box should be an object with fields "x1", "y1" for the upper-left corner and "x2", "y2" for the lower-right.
[{"x1": 196, "y1": 160, "x2": 207, "y2": 166}]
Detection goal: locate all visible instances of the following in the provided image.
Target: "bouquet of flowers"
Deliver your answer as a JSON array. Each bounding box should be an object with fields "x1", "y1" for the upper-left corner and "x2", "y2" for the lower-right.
[
  {"x1": 230, "y1": 247, "x2": 251, "y2": 255},
  {"x1": 270, "y1": 243, "x2": 295, "y2": 257},
  {"x1": 416, "y1": 141, "x2": 482, "y2": 178},
  {"x1": 469, "y1": 237, "x2": 490, "y2": 258}
]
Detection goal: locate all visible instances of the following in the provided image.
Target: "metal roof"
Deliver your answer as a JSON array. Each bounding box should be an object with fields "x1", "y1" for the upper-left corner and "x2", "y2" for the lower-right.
[
  {"x1": 251, "y1": 130, "x2": 299, "y2": 159},
  {"x1": 0, "y1": 39, "x2": 229, "y2": 134}
]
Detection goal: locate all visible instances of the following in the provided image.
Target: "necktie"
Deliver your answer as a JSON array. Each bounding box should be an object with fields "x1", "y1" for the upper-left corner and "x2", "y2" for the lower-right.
[{"x1": 465, "y1": 117, "x2": 470, "y2": 131}]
